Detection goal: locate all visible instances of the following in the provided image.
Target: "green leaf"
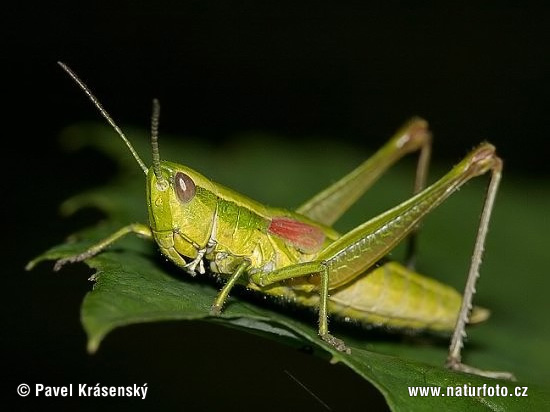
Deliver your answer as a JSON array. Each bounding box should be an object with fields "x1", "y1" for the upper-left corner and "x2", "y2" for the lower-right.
[{"x1": 29, "y1": 124, "x2": 550, "y2": 411}]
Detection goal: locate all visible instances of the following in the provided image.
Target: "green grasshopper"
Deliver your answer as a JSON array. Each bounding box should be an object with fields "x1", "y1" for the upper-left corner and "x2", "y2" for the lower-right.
[{"x1": 53, "y1": 62, "x2": 513, "y2": 380}]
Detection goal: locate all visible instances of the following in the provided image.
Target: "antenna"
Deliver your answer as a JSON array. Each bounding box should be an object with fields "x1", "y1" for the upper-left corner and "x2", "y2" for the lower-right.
[
  {"x1": 57, "y1": 62, "x2": 148, "y2": 174},
  {"x1": 151, "y1": 98, "x2": 168, "y2": 188}
]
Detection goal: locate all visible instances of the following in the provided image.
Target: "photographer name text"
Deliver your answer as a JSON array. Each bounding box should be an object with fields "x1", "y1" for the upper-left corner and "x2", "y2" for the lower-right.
[{"x1": 19, "y1": 383, "x2": 148, "y2": 399}]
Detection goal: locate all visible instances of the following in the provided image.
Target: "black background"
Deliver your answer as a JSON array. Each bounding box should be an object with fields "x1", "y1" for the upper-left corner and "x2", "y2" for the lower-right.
[{"x1": 6, "y1": 2, "x2": 549, "y2": 411}]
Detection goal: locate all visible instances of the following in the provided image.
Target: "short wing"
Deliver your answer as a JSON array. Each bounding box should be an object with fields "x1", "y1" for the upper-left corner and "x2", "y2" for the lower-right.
[{"x1": 268, "y1": 217, "x2": 325, "y2": 254}]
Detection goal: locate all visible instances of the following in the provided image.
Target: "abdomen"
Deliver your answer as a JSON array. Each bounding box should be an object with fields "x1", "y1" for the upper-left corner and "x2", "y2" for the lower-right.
[{"x1": 327, "y1": 261, "x2": 489, "y2": 332}]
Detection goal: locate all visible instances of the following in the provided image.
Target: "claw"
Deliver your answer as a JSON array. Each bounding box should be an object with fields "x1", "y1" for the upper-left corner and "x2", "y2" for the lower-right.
[
  {"x1": 53, "y1": 249, "x2": 94, "y2": 271},
  {"x1": 53, "y1": 259, "x2": 68, "y2": 272},
  {"x1": 446, "y1": 359, "x2": 516, "y2": 381},
  {"x1": 54, "y1": 256, "x2": 80, "y2": 271},
  {"x1": 210, "y1": 304, "x2": 222, "y2": 316},
  {"x1": 321, "y1": 333, "x2": 351, "y2": 354}
]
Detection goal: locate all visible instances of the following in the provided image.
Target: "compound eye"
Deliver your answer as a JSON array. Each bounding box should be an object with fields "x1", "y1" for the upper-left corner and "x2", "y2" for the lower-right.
[{"x1": 174, "y1": 172, "x2": 196, "y2": 203}]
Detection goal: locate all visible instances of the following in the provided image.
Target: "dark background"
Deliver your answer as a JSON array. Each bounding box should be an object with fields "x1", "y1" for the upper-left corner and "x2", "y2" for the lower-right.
[{"x1": 6, "y1": 1, "x2": 549, "y2": 411}]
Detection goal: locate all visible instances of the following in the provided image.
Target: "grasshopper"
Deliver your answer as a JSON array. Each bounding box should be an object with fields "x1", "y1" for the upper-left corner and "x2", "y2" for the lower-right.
[{"x1": 53, "y1": 62, "x2": 513, "y2": 380}]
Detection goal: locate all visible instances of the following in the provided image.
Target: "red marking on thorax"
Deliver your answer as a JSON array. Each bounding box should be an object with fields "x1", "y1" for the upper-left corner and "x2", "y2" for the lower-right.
[{"x1": 268, "y1": 217, "x2": 325, "y2": 253}]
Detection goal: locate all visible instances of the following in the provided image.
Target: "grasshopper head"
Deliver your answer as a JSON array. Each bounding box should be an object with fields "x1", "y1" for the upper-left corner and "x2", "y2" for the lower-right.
[{"x1": 147, "y1": 161, "x2": 218, "y2": 259}]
